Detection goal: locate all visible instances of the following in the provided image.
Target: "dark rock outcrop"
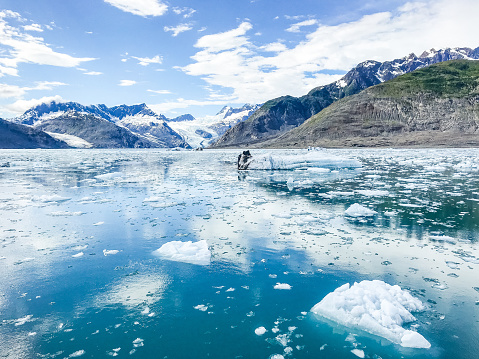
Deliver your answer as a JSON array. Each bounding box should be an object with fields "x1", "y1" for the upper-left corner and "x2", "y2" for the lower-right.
[{"x1": 0, "y1": 118, "x2": 70, "y2": 149}]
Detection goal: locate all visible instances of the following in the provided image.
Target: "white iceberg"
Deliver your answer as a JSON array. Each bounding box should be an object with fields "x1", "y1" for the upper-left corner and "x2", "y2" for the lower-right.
[
  {"x1": 274, "y1": 283, "x2": 292, "y2": 290},
  {"x1": 311, "y1": 280, "x2": 430, "y2": 349},
  {"x1": 244, "y1": 152, "x2": 361, "y2": 170},
  {"x1": 153, "y1": 240, "x2": 211, "y2": 265},
  {"x1": 345, "y1": 203, "x2": 377, "y2": 217}
]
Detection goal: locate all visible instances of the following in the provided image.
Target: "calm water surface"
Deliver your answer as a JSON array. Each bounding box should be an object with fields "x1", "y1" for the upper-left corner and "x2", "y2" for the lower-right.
[{"x1": 0, "y1": 148, "x2": 478, "y2": 359}]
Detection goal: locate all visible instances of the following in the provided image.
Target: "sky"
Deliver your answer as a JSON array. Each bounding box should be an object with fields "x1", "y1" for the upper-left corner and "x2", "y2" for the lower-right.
[{"x1": 0, "y1": 0, "x2": 477, "y2": 119}]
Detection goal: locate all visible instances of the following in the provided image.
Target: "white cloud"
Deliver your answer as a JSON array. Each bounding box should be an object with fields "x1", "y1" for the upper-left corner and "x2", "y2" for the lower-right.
[
  {"x1": 179, "y1": 0, "x2": 479, "y2": 109},
  {"x1": 195, "y1": 22, "x2": 252, "y2": 52},
  {"x1": 131, "y1": 55, "x2": 162, "y2": 66},
  {"x1": 119, "y1": 80, "x2": 136, "y2": 86},
  {"x1": 147, "y1": 89, "x2": 171, "y2": 94},
  {"x1": 84, "y1": 71, "x2": 103, "y2": 75},
  {"x1": 172, "y1": 7, "x2": 196, "y2": 18},
  {"x1": 286, "y1": 19, "x2": 318, "y2": 33},
  {"x1": 149, "y1": 98, "x2": 228, "y2": 113},
  {"x1": 104, "y1": 0, "x2": 167, "y2": 17},
  {"x1": 23, "y1": 23, "x2": 43, "y2": 32},
  {"x1": 5, "y1": 95, "x2": 64, "y2": 114},
  {"x1": 0, "y1": 11, "x2": 95, "y2": 77},
  {"x1": 0, "y1": 81, "x2": 66, "y2": 98},
  {"x1": 164, "y1": 23, "x2": 193, "y2": 37}
]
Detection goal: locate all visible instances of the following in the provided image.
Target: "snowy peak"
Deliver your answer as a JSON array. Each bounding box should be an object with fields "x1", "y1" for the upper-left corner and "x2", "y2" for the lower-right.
[
  {"x1": 168, "y1": 114, "x2": 196, "y2": 122},
  {"x1": 13, "y1": 101, "x2": 167, "y2": 125}
]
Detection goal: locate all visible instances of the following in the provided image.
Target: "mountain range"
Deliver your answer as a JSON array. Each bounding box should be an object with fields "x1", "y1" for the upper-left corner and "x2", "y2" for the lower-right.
[
  {"x1": 1, "y1": 46, "x2": 478, "y2": 150},
  {"x1": 3, "y1": 101, "x2": 259, "y2": 149},
  {"x1": 211, "y1": 47, "x2": 479, "y2": 148}
]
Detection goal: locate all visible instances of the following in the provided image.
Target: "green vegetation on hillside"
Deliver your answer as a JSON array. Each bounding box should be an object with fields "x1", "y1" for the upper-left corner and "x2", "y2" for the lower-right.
[{"x1": 372, "y1": 60, "x2": 479, "y2": 98}]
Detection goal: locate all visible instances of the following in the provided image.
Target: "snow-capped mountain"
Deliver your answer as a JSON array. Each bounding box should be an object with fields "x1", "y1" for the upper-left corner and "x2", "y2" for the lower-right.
[
  {"x1": 166, "y1": 104, "x2": 261, "y2": 148},
  {"x1": 11, "y1": 101, "x2": 189, "y2": 148},
  {"x1": 213, "y1": 46, "x2": 479, "y2": 148}
]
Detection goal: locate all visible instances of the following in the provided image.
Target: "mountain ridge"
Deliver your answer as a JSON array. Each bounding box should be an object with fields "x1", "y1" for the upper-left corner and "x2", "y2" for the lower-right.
[
  {"x1": 211, "y1": 46, "x2": 479, "y2": 148},
  {"x1": 261, "y1": 60, "x2": 479, "y2": 148}
]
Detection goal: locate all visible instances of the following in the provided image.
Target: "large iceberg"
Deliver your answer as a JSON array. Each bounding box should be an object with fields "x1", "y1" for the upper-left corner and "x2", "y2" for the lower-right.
[
  {"x1": 311, "y1": 280, "x2": 431, "y2": 349},
  {"x1": 240, "y1": 151, "x2": 361, "y2": 170},
  {"x1": 153, "y1": 240, "x2": 211, "y2": 265}
]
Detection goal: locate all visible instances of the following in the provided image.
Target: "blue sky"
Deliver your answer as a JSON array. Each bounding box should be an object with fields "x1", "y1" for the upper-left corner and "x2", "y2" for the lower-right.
[{"x1": 0, "y1": 0, "x2": 477, "y2": 119}]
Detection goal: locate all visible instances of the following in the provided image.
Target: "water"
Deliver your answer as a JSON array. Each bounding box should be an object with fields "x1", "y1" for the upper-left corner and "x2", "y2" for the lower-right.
[{"x1": 0, "y1": 148, "x2": 478, "y2": 358}]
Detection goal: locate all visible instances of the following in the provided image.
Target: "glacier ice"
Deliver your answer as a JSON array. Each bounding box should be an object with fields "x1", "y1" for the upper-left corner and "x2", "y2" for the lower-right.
[
  {"x1": 243, "y1": 152, "x2": 361, "y2": 170},
  {"x1": 311, "y1": 280, "x2": 430, "y2": 349},
  {"x1": 153, "y1": 240, "x2": 211, "y2": 265}
]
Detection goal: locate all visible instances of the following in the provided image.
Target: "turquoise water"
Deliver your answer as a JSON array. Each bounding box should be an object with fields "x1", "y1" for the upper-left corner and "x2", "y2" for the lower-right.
[{"x1": 0, "y1": 149, "x2": 478, "y2": 358}]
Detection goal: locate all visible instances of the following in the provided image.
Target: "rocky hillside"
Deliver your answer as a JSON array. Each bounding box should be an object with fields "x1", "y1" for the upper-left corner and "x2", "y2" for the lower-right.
[
  {"x1": 262, "y1": 60, "x2": 479, "y2": 148},
  {"x1": 212, "y1": 47, "x2": 479, "y2": 148},
  {"x1": 0, "y1": 119, "x2": 70, "y2": 149}
]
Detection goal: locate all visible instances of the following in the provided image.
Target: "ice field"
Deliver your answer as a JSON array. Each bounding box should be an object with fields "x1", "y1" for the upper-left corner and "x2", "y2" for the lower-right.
[{"x1": 0, "y1": 148, "x2": 478, "y2": 358}]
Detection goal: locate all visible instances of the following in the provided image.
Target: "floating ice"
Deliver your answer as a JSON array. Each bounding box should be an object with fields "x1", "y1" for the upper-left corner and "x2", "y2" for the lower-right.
[
  {"x1": 244, "y1": 152, "x2": 361, "y2": 170},
  {"x1": 14, "y1": 315, "x2": 34, "y2": 326},
  {"x1": 132, "y1": 338, "x2": 144, "y2": 347},
  {"x1": 95, "y1": 172, "x2": 123, "y2": 181},
  {"x1": 255, "y1": 326, "x2": 267, "y2": 335},
  {"x1": 351, "y1": 349, "x2": 365, "y2": 358},
  {"x1": 33, "y1": 194, "x2": 70, "y2": 203},
  {"x1": 93, "y1": 221, "x2": 105, "y2": 226},
  {"x1": 103, "y1": 249, "x2": 119, "y2": 256},
  {"x1": 68, "y1": 350, "x2": 85, "y2": 357},
  {"x1": 153, "y1": 240, "x2": 211, "y2": 265},
  {"x1": 72, "y1": 252, "x2": 84, "y2": 258},
  {"x1": 274, "y1": 283, "x2": 292, "y2": 290},
  {"x1": 194, "y1": 304, "x2": 208, "y2": 312},
  {"x1": 356, "y1": 190, "x2": 389, "y2": 197},
  {"x1": 311, "y1": 280, "x2": 430, "y2": 349},
  {"x1": 345, "y1": 203, "x2": 377, "y2": 217}
]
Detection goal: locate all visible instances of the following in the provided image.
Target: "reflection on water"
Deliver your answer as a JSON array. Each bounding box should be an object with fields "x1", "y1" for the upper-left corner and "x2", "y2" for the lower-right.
[{"x1": 0, "y1": 148, "x2": 478, "y2": 359}]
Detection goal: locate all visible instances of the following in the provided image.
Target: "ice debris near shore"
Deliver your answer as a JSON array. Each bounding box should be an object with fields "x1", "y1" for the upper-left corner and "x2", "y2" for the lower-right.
[
  {"x1": 153, "y1": 240, "x2": 211, "y2": 265},
  {"x1": 239, "y1": 151, "x2": 361, "y2": 170},
  {"x1": 311, "y1": 280, "x2": 430, "y2": 349}
]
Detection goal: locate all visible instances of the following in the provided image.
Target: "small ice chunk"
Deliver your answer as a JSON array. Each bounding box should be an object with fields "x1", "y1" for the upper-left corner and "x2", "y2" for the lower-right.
[
  {"x1": 93, "y1": 221, "x2": 104, "y2": 226},
  {"x1": 132, "y1": 338, "x2": 144, "y2": 347},
  {"x1": 153, "y1": 240, "x2": 211, "y2": 265},
  {"x1": 194, "y1": 304, "x2": 208, "y2": 312},
  {"x1": 103, "y1": 249, "x2": 119, "y2": 256},
  {"x1": 14, "y1": 315, "x2": 33, "y2": 326},
  {"x1": 255, "y1": 326, "x2": 267, "y2": 335},
  {"x1": 345, "y1": 203, "x2": 377, "y2": 217},
  {"x1": 68, "y1": 350, "x2": 85, "y2": 358},
  {"x1": 269, "y1": 355, "x2": 284, "y2": 359},
  {"x1": 351, "y1": 349, "x2": 365, "y2": 358},
  {"x1": 311, "y1": 280, "x2": 430, "y2": 349},
  {"x1": 274, "y1": 283, "x2": 292, "y2": 290},
  {"x1": 72, "y1": 252, "x2": 84, "y2": 258},
  {"x1": 226, "y1": 288, "x2": 235, "y2": 292}
]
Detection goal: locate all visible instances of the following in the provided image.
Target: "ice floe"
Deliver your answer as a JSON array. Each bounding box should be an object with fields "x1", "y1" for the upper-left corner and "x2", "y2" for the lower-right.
[
  {"x1": 311, "y1": 280, "x2": 430, "y2": 349},
  {"x1": 274, "y1": 283, "x2": 292, "y2": 290},
  {"x1": 153, "y1": 240, "x2": 211, "y2": 265},
  {"x1": 103, "y1": 249, "x2": 119, "y2": 256},
  {"x1": 255, "y1": 326, "x2": 267, "y2": 335},
  {"x1": 243, "y1": 152, "x2": 361, "y2": 170},
  {"x1": 345, "y1": 203, "x2": 377, "y2": 217}
]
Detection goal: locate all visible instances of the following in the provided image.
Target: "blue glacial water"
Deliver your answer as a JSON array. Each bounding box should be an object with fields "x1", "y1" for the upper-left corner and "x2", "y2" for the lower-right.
[{"x1": 0, "y1": 148, "x2": 478, "y2": 359}]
